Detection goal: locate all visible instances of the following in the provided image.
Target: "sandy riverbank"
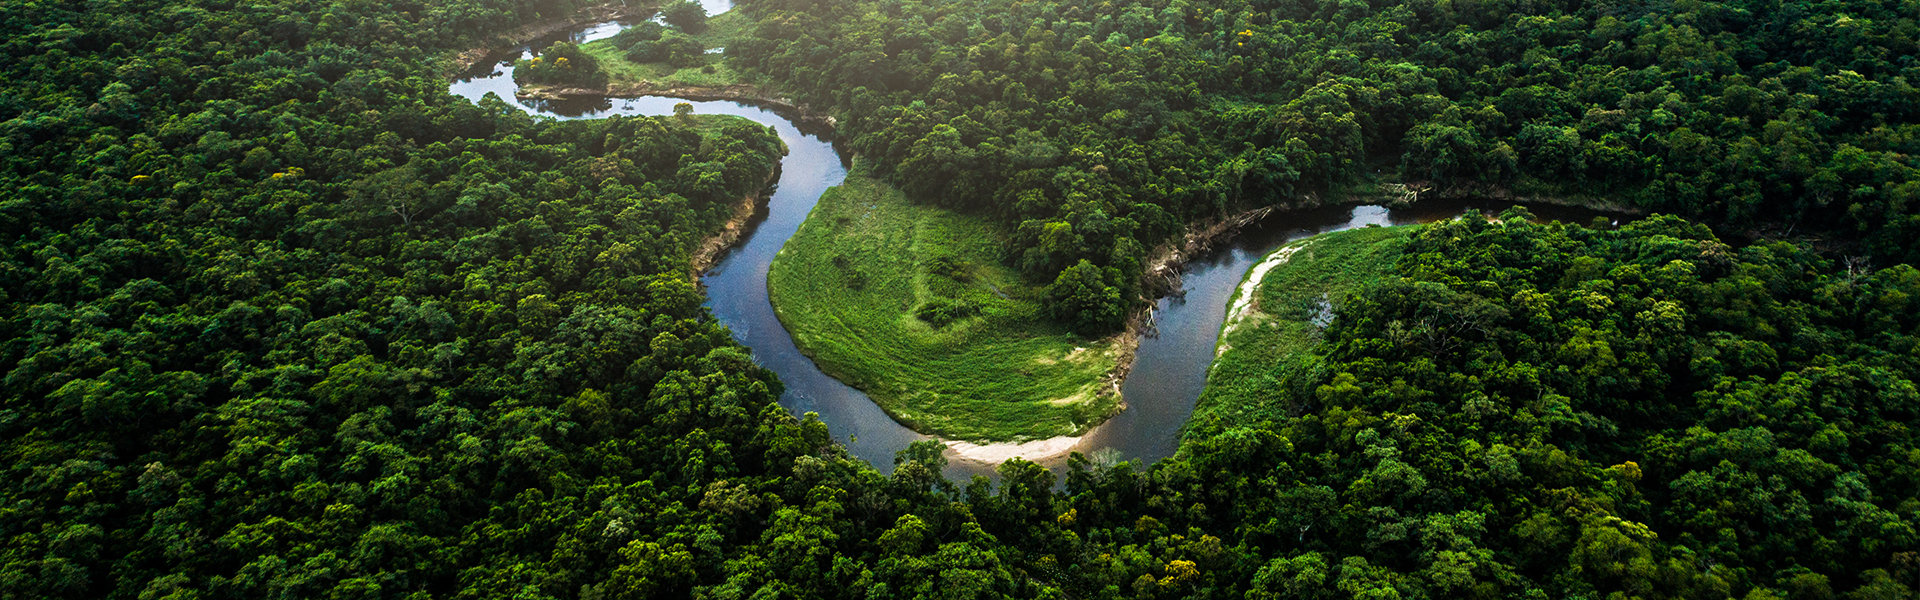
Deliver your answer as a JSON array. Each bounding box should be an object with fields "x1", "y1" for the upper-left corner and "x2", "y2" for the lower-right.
[{"x1": 944, "y1": 436, "x2": 1085, "y2": 463}]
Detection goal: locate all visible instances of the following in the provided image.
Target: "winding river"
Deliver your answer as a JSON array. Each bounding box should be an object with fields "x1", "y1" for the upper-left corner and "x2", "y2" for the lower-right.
[{"x1": 449, "y1": 16, "x2": 1621, "y2": 480}]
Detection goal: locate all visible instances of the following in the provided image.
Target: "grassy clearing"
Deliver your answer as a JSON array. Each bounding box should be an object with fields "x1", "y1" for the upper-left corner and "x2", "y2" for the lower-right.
[
  {"x1": 1191, "y1": 225, "x2": 1414, "y2": 431},
  {"x1": 579, "y1": 12, "x2": 751, "y2": 88},
  {"x1": 683, "y1": 113, "x2": 772, "y2": 140},
  {"x1": 767, "y1": 167, "x2": 1121, "y2": 443}
]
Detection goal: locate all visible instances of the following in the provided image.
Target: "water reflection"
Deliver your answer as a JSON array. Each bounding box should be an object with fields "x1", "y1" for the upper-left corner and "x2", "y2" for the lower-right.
[
  {"x1": 448, "y1": 15, "x2": 1630, "y2": 483},
  {"x1": 449, "y1": 0, "x2": 734, "y2": 118},
  {"x1": 1065, "y1": 200, "x2": 1630, "y2": 472}
]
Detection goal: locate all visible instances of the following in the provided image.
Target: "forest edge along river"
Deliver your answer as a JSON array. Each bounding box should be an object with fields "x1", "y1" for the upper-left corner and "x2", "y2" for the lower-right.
[{"x1": 448, "y1": 15, "x2": 1630, "y2": 481}]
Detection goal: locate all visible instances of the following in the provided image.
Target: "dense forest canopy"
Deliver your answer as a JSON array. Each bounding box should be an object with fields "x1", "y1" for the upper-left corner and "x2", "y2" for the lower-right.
[
  {"x1": 1226, "y1": 212, "x2": 1920, "y2": 597},
  {"x1": 728, "y1": 0, "x2": 1920, "y2": 328},
  {"x1": 0, "y1": 0, "x2": 1917, "y2": 597},
  {"x1": 0, "y1": 0, "x2": 809, "y2": 596}
]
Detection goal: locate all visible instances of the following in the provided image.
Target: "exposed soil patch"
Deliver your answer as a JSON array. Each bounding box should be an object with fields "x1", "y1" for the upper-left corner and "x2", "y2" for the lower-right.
[
  {"x1": 691, "y1": 165, "x2": 782, "y2": 278},
  {"x1": 944, "y1": 436, "x2": 1084, "y2": 463}
]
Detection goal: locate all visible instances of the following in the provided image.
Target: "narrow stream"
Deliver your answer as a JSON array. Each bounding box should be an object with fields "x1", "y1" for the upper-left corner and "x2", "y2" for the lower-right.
[{"x1": 448, "y1": 17, "x2": 1624, "y2": 481}]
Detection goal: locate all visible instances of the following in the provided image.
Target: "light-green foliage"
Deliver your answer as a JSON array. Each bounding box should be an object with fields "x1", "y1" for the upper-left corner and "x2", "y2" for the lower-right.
[
  {"x1": 1192, "y1": 226, "x2": 1412, "y2": 431},
  {"x1": 581, "y1": 11, "x2": 750, "y2": 87},
  {"x1": 768, "y1": 168, "x2": 1122, "y2": 442}
]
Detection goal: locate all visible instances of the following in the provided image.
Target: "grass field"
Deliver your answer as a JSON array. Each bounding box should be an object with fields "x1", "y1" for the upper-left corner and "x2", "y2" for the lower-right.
[
  {"x1": 1191, "y1": 225, "x2": 1413, "y2": 431},
  {"x1": 682, "y1": 113, "x2": 773, "y2": 140},
  {"x1": 579, "y1": 11, "x2": 750, "y2": 88},
  {"x1": 767, "y1": 168, "x2": 1122, "y2": 442}
]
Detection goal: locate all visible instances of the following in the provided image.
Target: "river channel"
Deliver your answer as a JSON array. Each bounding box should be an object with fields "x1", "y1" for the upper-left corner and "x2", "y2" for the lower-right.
[{"x1": 449, "y1": 16, "x2": 1622, "y2": 480}]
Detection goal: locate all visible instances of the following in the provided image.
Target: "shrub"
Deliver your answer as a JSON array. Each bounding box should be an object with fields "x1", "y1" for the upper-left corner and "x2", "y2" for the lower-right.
[
  {"x1": 609, "y1": 22, "x2": 664, "y2": 50},
  {"x1": 914, "y1": 298, "x2": 979, "y2": 327},
  {"x1": 626, "y1": 31, "x2": 705, "y2": 68},
  {"x1": 661, "y1": 0, "x2": 708, "y2": 34}
]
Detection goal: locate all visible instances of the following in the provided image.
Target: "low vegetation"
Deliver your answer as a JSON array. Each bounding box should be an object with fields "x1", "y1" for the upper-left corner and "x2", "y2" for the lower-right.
[
  {"x1": 1202, "y1": 211, "x2": 1920, "y2": 597},
  {"x1": 576, "y1": 9, "x2": 753, "y2": 89},
  {"x1": 767, "y1": 168, "x2": 1121, "y2": 442},
  {"x1": 1194, "y1": 225, "x2": 1413, "y2": 430},
  {"x1": 9, "y1": 0, "x2": 1920, "y2": 594},
  {"x1": 730, "y1": 0, "x2": 1920, "y2": 331}
]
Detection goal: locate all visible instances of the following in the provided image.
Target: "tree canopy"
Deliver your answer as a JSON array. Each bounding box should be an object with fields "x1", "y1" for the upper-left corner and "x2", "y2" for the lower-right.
[
  {"x1": 661, "y1": 1, "x2": 710, "y2": 35},
  {"x1": 1, "y1": 0, "x2": 1916, "y2": 597},
  {"x1": 727, "y1": 0, "x2": 1920, "y2": 329},
  {"x1": 515, "y1": 41, "x2": 611, "y2": 88}
]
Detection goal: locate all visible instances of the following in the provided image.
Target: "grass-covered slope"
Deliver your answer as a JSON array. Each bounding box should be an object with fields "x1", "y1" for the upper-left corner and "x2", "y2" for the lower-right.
[
  {"x1": 1194, "y1": 225, "x2": 1413, "y2": 430},
  {"x1": 768, "y1": 169, "x2": 1121, "y2": 442}
]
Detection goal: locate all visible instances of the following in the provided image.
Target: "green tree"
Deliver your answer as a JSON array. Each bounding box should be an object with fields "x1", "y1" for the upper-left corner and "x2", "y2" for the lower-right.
[
  {"x1": 661, "y1": 1, "x2": 708, "y2": 34},
  {"x1": 1045, "y1": 260, "x2": 1125, "y2": 335}
]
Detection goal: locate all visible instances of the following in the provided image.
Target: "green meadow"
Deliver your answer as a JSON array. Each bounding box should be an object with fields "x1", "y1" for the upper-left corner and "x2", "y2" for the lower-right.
[
  {"x1": 578, "y1": 10, "x2": 750, "y2": 88},
  {"x1": 1192, "y1": 225, "x2": 1413, "y2": 430},
  {"x1": 767, "y1": 168, "x2": 1121, "y2": 442}
]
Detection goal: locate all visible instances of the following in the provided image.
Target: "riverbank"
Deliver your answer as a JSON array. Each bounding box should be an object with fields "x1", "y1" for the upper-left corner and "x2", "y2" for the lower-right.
[
  {"x1": 445, "y1": 2, "x2": 656, "y2": 77},
  {"x1": 1102, "y1": 201, "x2": 1288, "y2": 410},
  {"x1": 446, "y1": 6, "x2": 837, "y2": 130},
  {"x1": 516, "y1": 82, "x2": 837, "y2": 129},
  {"x1": 691, "y1": 164, "x2": 782, "y2": 278},
  {"x1": 944, "y1": 436, "x2": 1084, "y2": 464},
  {"x1": 1190, "y1": 225, "x2": 1414, "y2": 430},
  {"x1": 766, "y1": 170, "x2": 1122, "y2": 444},
  {"x1": 442, "y1": 12, "x2": 1646, "y2": 471},
  {"x1": 1100, "y1": 176, "x2": 1634, "y2": 407},
  {"x1": 1364, "y1": 178, "x2": 1649, "y2": 215},
  {"x1": 576, "y1": 6, "x2": 752, "y2": 88}
]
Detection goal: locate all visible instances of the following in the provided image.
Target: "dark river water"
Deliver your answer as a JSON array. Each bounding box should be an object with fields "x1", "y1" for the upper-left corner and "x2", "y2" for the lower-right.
[{"x1": 448, "y1": 17, "x2": 1623, "y2": 481}]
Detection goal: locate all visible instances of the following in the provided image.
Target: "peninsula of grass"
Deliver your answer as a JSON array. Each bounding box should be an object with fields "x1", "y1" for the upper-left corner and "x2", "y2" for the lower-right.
[
  {"x1": 767, "y1": 167, "x2": 1121, "y2": 443},
  {"x1": 1192, "y1": 225, "x2": 1413, "y2": 432},
  {"x1": 579, "y1": 11, "x2": 751, "y2": 88}
]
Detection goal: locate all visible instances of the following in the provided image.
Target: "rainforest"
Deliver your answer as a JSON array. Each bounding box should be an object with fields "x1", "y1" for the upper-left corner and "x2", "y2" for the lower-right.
[{"x1": 1, "y1": 0, "x2": 1917, "y2": 597}]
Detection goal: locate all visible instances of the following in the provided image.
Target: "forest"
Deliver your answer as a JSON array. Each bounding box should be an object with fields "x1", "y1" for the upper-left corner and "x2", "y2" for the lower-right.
[
  {"x1": 728, "y1": 0, "x2": 1920, "y2": 330},
  {"x1": 0, "y1": 0, "x2": 1916, "y2": 597}
]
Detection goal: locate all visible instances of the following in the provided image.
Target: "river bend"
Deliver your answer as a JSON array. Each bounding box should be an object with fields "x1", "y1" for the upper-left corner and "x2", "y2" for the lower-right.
[{"x1": 448, "y1": 17, "x2": 1619, "y2": 479}]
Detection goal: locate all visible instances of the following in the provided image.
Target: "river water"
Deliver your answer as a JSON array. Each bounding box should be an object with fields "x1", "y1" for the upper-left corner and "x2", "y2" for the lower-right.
[{"x1": 448, "y1": 17, "x2": 1621, "y2": 480}]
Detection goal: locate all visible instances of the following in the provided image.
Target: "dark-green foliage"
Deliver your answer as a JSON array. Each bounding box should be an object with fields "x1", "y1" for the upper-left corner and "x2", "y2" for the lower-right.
[
  {"x1": 661, "y1": 0, "x2": 710, "y2": 35},
  {"x1": 1044, "y1": 259, "x2": 1128, "y2": 335},
  {"x1": 626, "y1": 30, "x2": 707, "y2": 69},
  {"x1": 887, "y1": 213, "x2": 1917, "y2": 599},
  {"x1": 726, "y1": 0, "x2": 1920, "y2": 331},
  {"x1": 0, "y1": 0, "x2": 811, "y2": 597},
  {"x1": 1170, "y1": 212, "x2": 1920, "y2": 597},
  {"x1": 8, "y1": 0, "x2": 1919, "y2": 596},
  {"x1": 913, "y1": 297, "x2": 979, "y2": 327},
  {"x1": 514, "y1": 41, "x2": 610, "y2": 88},
  {"x1": 609, "y1": 21, "x2": 666, "y2": 50}
]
